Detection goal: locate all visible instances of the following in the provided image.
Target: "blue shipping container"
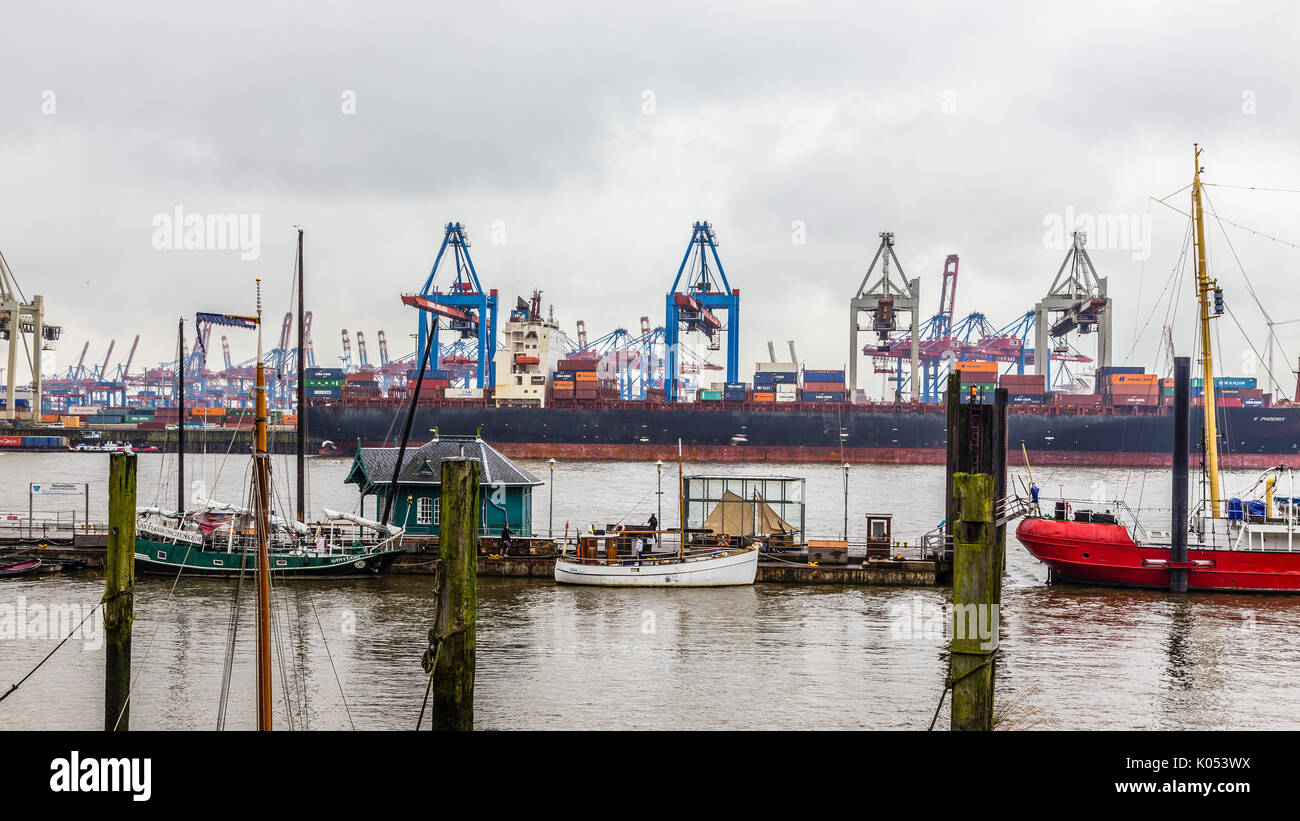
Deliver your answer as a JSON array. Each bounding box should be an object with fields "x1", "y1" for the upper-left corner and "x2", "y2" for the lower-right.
[
  {"x1": 770, "y1": 372, "x2": 797, "y2": 384},
  {"x1": 803, "y1": 392, "x2": 845, "y2": 402},
  {"x1": 1098, "y1": 366, "x2": 1144, "y2": 376}
]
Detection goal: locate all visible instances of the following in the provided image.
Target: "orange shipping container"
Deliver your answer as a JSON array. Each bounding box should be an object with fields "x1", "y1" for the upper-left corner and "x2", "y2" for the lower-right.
[
  {"x1": 61, "y1": 416, "x2": 81, "y2": 427},
  {"x1": 1110, "y1": 373, "x2": 1157, "y2": 385}
]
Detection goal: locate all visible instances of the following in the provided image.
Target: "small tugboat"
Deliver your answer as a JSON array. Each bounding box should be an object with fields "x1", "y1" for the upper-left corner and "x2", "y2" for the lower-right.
[{"x1": 1016, "y1": 145, "x2": 1300, "y2": 593}]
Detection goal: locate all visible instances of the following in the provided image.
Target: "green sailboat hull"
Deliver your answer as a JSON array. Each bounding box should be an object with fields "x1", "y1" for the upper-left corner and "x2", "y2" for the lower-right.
[{"x1": 134, "y1": 537, "x2": 402, "y2": 579}]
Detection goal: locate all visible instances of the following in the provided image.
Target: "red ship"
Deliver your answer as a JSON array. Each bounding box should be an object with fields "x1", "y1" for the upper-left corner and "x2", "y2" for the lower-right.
[
  {"x1": 1016, "y1": 145, "x2": 1300, "y2": 594},
  {"x1": 1017, "y1": 496, "x2": 1300, "y2": 593}
]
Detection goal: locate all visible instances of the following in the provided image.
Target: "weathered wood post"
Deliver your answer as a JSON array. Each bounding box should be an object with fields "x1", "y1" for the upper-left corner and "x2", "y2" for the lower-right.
[
  {"x1": 950, "y1": 472, "x2": 1002, "y2": 731},
  {"x1": 426, "y1": 457, "x2": 479, "y2": 730},
  {"x1": 105, "y1": 451, "x2": 136, "y2": 731},
  {"x1": 945, "y1": 376, "x2": 1007, "y2": 731}
]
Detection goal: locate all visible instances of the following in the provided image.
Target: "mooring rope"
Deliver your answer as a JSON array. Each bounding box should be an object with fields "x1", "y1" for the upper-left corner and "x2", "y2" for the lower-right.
[
  {"x1": 111, "y1": 541, "x2": 195, "y2": 731},
  {"x1": 416, "y1": 618, "x2": 474, "y2": 730},
  {"x1": 926, "y1": 646, "x2": 1001, "y2": 731},
  {"x1": 216, "y1": 547, "x2": 251, "y2": 730},
  {"x1": 0, "y1": 592, "x2": 108, "y2": 703},
  {"x1": 303, "y1": 581, "x2": 355, "y2": 730}
]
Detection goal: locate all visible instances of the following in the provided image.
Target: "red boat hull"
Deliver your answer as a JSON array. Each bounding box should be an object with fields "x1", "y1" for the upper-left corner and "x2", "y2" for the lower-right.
[{"x1": 1016, "y1": 517, "x2": 1300, "y2": 593}]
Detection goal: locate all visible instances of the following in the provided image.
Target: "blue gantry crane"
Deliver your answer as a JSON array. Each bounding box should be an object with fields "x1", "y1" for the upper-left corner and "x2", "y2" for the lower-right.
[
  {"x1": 664, "y1": 221, "x2": 739, "y2": 402},
  {"x1": 403, "y1": 222, "x2": 499, "y2": 389}
]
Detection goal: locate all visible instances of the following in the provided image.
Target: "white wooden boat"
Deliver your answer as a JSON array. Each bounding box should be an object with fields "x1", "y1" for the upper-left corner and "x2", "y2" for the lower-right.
[{"x1": 554, "y1": 544, "x2": 758, "y2": 587}]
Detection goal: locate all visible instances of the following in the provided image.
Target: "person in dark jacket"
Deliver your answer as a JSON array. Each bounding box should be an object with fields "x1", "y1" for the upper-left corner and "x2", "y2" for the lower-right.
[{"x1": 500, "y1": 522, "x2": 513, "y2": 556}]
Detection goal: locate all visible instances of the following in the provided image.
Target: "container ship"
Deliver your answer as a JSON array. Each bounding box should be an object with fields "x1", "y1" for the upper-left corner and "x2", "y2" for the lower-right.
[{"x1": 304, "y1": 308, "x2": 1300, "y2": 468}]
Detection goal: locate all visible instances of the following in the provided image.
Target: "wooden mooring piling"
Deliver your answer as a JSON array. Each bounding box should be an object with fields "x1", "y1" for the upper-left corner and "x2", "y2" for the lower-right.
[
  {"x1": 945, "y1": 376, "x2": 1007, "y2": 731},
  {"x1": 104, "y1": 451, "x2": 136, "y2": 731},
  {"x1": 420, "y1": 458, "x2": 479, "y2": 731}
]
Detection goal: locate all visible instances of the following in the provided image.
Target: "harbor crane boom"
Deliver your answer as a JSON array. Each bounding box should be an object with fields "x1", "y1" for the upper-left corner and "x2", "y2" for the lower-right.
[
  {"x1": 849, "y1": 231, "x2": 921, "y2": 400},
  {"x1": 405, "y1": 222, "x2": 498, "y2": 389},
  {"x1": 664, "y1": 221, "x2": 739, "y2": 402}
]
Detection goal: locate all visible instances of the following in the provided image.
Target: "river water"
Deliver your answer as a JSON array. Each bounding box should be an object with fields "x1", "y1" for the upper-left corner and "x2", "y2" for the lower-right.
[{"x1": 2, "y1": 450, "x2": 1298, "y2": 730}]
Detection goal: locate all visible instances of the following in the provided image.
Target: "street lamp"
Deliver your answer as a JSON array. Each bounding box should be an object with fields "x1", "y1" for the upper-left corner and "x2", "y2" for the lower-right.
[
  {"x1": 842, "y1": 463, "x2": 850, "y2": 541},
  {"x1": 547, "y1": 457, "x2": 556, "y2": 540},
  {"x1": 655, "y1": 460, "x2": 664, "y2": 538}
]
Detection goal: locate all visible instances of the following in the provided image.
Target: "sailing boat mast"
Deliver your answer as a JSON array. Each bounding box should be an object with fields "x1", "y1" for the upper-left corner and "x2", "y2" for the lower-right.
[
  {"x1": 295, "y1": 228, "x2": 305, "y2": 523},
  {"x1": 177, "y1": 317, "x2": 185, "y2": 514},
  {"x1": 253, "y1": 278, "x2": 273, "y2": 730},
  {"x1": 1191, "y1": 143, "x2": 1223, "y2": 517}
]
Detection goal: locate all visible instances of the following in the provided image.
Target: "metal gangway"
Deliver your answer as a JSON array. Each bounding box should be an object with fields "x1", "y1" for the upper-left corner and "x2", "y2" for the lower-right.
[{"x1": 919, "y1": 495, "x2": 1033, "y2": 560}]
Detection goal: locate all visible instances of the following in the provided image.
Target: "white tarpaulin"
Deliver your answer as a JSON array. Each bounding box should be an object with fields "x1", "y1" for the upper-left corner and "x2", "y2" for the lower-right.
[{"x1": 702, "y1": 490, "x2": 795, "y2": 538}]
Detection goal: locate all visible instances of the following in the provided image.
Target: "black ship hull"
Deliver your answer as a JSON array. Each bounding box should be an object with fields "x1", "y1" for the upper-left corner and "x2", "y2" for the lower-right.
[{"x1": 307, "y1": 403, "x2": 1300, "y2": 467}]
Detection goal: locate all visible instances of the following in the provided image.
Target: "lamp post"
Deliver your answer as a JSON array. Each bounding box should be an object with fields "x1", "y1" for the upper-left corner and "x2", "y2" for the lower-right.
[
  {"x1": 842, "y1": 463, "x2": 850, "y2": 541},
  {"x1": 655, "y1": 460, "x2": 664, "y2": 536},
  {"x1": 547, "y1": 457, "x2": 556, "y2": 539}
]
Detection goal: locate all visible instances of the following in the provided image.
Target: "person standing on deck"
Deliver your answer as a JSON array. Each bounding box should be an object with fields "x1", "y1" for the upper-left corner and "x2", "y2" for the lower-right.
[
  {"x1": 500, "y1": 521, "x2": 513, "y2": 556},
  {"x1": 647, "y1": 513, "x2": 658, "y2": 549}
]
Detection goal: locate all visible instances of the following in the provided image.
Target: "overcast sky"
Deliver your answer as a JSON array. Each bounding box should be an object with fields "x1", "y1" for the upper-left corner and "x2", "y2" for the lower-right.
[{"x1": 4, "y1": 1, "x2": 1299, "y2": 397}]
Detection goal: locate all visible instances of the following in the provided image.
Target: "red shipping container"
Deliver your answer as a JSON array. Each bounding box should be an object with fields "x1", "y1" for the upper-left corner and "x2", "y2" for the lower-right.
[
  {"x1": 803, "y1": 381, "x2": 846, "y2": 392},
  {"x1": 1055, "y1": 394, "x2": 1101, "y2": 406},
  {"x1": 0, "y1": 435, "x2": 22, "y2": 446},
  {"x1": 559, "y1": 359, "x2": 599, "y2": 371},
  {"x1": 1108, "y1": 385, "x2": 1159, "y2": 397},
  {"x1": 1218, "y1": 398, "x2": 1244, "y2": 407}
]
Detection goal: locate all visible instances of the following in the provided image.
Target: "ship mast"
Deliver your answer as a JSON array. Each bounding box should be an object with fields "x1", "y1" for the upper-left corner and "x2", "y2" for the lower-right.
[
  {"x1": 1191, "y1": 143, "x2": 1223, "y2": 517},
  {"x1": 253, "y1": 278, "x2": 273, "y2": 730},
  {"x1": 295, "y1": 228, "x2": 305, "y2": 523}
]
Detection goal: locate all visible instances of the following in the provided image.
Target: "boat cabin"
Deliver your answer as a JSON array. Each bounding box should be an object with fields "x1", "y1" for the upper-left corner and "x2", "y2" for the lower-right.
[{"x1": 345, "y1": 435, "x2": 541, "y2": 537}]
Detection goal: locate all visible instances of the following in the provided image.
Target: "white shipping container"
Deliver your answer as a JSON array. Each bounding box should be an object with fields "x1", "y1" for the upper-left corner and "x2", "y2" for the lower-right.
[
  {"x1": 775, "y1": 393, "x2": 797, "y2": 402},
  {"x1": 67, "y1": 406, "x2": 103, "y2": 415},
  {"x1": 445, "y1": 388, "x2": 484, "y2": 399},
  {"x1": 775, "y1": 384, "x2": 798, "y2": 394},
  {"x1": 756, "y1": 362, "x2": 799, "y2": 373}
]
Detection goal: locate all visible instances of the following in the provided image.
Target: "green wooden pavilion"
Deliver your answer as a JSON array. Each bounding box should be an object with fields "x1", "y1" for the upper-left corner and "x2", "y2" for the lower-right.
[{"x1": 344, "y1": 435, "x2": 541, "y2": 536}]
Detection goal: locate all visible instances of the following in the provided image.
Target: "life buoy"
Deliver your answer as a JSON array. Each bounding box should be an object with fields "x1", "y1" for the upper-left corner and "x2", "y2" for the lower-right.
[{"x1": 719, "y1": 533, "x2": 730, "y2": 547}]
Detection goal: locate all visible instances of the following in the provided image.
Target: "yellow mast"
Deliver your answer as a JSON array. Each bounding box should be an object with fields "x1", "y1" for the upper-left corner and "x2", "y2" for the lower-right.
[
  {"x1": 253, "y1": 278, "x2": 272, "y2": 730},
  {"x1": 1191, "y1": 144, "x2": 1223, "y2": 517}
]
